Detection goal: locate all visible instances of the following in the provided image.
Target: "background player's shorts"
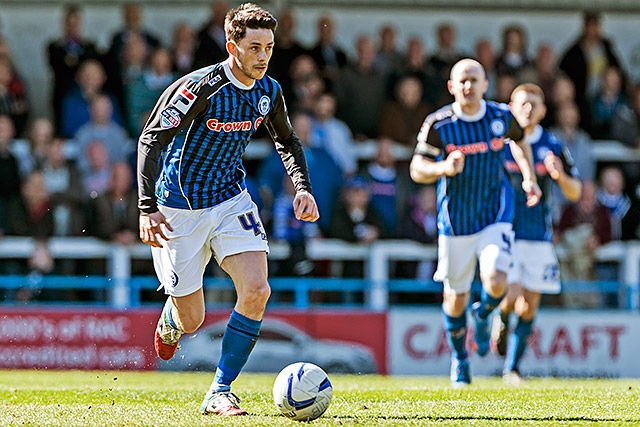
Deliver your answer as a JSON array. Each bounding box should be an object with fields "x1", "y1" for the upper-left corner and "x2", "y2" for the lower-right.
[
  {"x1": 507, "y1": 240, "x2": 561, "y2": 294},
  {"x1": 151, "y1": 190, "x2": 270, "y2": 297},
  {"x1": 434, "y1": 222, "x2": 514, "y2": 294}
]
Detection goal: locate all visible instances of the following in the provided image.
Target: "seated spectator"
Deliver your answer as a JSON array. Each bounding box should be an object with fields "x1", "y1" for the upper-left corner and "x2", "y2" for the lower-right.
[
  {"x1": 271, "y1": 175, "x2": 320, "y2": 277},
  {"x1": 590, "y1": 66, "x2": 627, "y2": 139},
  {"x1": 61, "y1": 59, "x2": 123, "y2": 138},
  {"x1": 328, "y1": 175, "x2": 386, "y2": 278},
  {"x1": 0, "y1": 57, "x2": 29, "y2": 137},
  {"x1": 555, "y1": 180, "x2": 611, "y2": 307},
  {"x1": 378, "y1": 75, "x2": 433, "y2": 147},
  {"x1": 0, "y1": 114, "x2": 23, "y2": 236},
  {"x1": 611, "y1": 82, "x2": 640, "y2": 148},
  {"x1": 82, "y1": 141, "x2": 112, "y2": 198},
  {"x1": 309, "y1": 92, "x2": 357, "y2": 176},
  {"x1": 596, "y1": 165, "x2": 632, "y2": 240},
  {"x1": 15, "y1": 169, "x2": 53, "y2": 239},
  {"x1": 40, "y1": 137, "x2": 85, "y2": 237},
  {"x1": 88, "y1": 162, "x2": 138, "y2": 245},
  {"x1": 20, "y1": 117, "x2": 56, "y2": 176},
  {"x1": 395, "y1": 184, "x2": 438, "y2": 281},
  {"x1": 360, "y1": 137, "x2": 412, "y2": 237},
  {"x1": 74, "y1": 94, "x2": 132, "y2": 175},
  {"x1": 125, "y1": 47, "x2": 176, "y2": 136}
]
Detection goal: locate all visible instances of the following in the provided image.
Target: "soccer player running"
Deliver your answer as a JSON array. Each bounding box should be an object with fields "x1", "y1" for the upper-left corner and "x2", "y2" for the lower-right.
[
  {"x1": 409, "y1": 58, "x2": 541, "y2": 387},
  {"x1": 137, "y1": 3, "x2": 319, "y2": 416},
  {"x1": 492, "y1": 83, "x2": 582, "y2": 385}
]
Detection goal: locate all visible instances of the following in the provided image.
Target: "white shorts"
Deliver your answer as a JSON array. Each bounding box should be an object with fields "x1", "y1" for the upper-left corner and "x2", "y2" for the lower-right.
[
  {"x1": 507, "y1": 240, "x2": 561, "y2": 294},
  {"x1": 151, "y1": 190, "x2": 270, "y2": 297},
  {"x1": 434, "y1": 222, "x2": 514, "y2": 294}
]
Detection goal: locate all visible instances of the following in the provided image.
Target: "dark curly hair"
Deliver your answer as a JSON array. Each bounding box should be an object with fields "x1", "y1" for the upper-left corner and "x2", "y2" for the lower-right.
[{"x1": 224, "y1": 3, "x2": 277, "y2": 44}]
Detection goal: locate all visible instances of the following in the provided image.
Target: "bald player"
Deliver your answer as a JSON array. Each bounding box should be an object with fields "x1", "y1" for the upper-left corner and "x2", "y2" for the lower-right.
[{"x1": 409, "y1": 58, "x2": 541, "y2": 387}]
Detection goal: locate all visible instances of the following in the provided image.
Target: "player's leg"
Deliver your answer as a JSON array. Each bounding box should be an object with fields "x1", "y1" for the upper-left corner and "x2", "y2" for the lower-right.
[
  {"x1": 201, "y1": 190, "x2": 270, "y2": 415},
  {"x1": 492, "y1": 242, "x2": 524, "y2": 357},
  {"x1": 435, "y1": 233, "x2": 477, "y2": 387},
  {"x1": 152, "y1": 207, "x2": 211, "y2": 361},
  {"x1": 503, "y1": 288, "x2": 541, "y2": 385},
  {"x1": 473, "y1": 223, "x2": 513, "y2": 356}
]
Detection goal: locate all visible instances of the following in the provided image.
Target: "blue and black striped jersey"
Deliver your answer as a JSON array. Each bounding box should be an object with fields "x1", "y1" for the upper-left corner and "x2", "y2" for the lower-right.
[
  {"x1": 505, "y1": 125, "x2": 579, "y2": 242},
  {"x1": 414, "y1": 100, "x2": 524, "y2": 236},
  {"x1": 137, "y1": 60, "x2": 311, "y2": 213}
]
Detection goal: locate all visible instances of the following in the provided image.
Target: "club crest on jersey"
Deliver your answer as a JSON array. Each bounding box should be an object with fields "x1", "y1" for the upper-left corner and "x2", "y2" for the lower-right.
[
  {"x1": 258, "y1": 95, "x2": 270, "y2": 115},
  {"x1": 490, "y1": 119, "x2": 505, "y2": 136},
  {"x1": 171, "y1": 87, "x2": 197, "y2": 114},
  {"x1": 160, "y1": 107, "x2": 181, "y2": 129}
]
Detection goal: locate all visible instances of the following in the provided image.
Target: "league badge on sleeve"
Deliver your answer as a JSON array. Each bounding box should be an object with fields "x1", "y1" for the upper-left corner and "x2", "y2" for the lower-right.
[{"x1": 160, "y1": 107, "x2": 182, "y2": 129}]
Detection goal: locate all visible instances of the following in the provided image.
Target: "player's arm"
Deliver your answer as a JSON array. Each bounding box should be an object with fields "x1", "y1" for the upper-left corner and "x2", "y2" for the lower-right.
[
  {"x1": 263, "y1": 86, "x2": 319, "y2": 223},
  {"x1": 545, "y1": 144, "x2": 582, "y2": 202},
  {"x1": 507, "y1": 116, "x2": 541, "y2": 207},
  {"x1": 409, "y1": 115, "x2": 462, "y2": 184}
]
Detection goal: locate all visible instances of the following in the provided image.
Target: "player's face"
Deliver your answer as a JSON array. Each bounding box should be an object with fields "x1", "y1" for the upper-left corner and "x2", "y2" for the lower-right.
[
  {"x1": 228, "y1": 28, "x2": 274, "y2": 84},
  {"x1": 448, "y1": 64, "x2": 487, "y2": 109},
  {"x1": 510, "y1": 90, "x2": 546, "y2": 129}
]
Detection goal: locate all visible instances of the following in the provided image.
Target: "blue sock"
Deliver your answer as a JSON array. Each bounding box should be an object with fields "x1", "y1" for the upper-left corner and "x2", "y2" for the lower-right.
[
  {"x1": 163, "y1": 299, "x2": 180, "y2": 331},
  {"x1": 505, "y1": 318, "x2": 533, "y2": 372},
  {"x1": 443, "y1": 310, "x2": 468, "y2": 361},
  {"x1": 210, "y1": 310, "x2": 262, "y2": 393},
  {"x1": 476, "y1": 288, "x2": 505, "y2": 320}
]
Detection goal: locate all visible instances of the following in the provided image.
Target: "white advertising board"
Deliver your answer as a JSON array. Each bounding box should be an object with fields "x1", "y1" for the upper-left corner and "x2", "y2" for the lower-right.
[{"x1": 389, "y1": 308, "x2": 640, "y2": 378}]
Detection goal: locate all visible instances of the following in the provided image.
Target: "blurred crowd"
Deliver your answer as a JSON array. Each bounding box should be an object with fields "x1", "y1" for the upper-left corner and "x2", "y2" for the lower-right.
[{"x1": 1, "y1": 3, "x2": 640, "y2": 305}]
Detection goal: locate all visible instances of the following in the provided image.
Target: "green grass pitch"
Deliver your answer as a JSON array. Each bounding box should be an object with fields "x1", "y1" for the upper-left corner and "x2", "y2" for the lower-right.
[{"x1": 0, "y1": 370, "x2": 639, "y2": 426}]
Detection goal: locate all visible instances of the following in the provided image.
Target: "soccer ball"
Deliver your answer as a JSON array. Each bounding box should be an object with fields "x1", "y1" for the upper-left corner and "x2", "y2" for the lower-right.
[{"x1": 272, "y1": 362, "x2": 333, "y2": 421}]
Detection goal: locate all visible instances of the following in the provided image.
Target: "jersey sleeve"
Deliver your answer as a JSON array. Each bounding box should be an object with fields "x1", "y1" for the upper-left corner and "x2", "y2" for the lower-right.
[
  {"x1": 414, "y1": 113, "x2": 443, "y2": 160},
  {"x1": 550, "y1": 134, "x2": 580, "y2": 179},
  {"x1": 505, "y1": 111, "x2": 525, "y2": 142},
  {"x1": 137, "y1": 76, "x2": 209, "y2": 213},
  {"x1": 262, "y1": 84, "x2": 313, "y2": 194}
]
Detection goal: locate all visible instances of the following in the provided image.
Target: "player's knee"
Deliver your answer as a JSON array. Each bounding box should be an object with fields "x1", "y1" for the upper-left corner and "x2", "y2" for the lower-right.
[
  {"x1": 240, "y1": 280, "x2": 271, "y2": 308},
  {"x1": 179, "y1": 311, "x2": 205, "y2": 334}
]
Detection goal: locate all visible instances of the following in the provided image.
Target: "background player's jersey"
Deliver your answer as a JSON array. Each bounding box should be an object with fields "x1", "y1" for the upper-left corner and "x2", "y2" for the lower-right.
[
  {"x1": 505, "y1": 125, "x2": 579, "y2": 242},
  {"x1": 138, "y1": 61, "x2": 311, "y2": 213},
  {"x1": 414, "y1": 100, "x2": 524, "y2": 236}
]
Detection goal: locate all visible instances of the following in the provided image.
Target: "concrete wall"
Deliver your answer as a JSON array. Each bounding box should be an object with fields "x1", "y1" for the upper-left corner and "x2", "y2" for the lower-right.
[{"x1": 2, "y1": 3, "x2": 640, "y2": 119}]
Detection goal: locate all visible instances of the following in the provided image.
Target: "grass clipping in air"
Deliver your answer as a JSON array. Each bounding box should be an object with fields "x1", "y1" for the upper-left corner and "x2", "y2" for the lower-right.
[{"x1": 0, "y1": 370, "x2": 639, "y2": 426}]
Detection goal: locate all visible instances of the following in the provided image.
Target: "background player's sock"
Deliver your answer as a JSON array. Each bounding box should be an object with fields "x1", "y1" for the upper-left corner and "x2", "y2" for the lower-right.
[
  {"x1": 505, "y1": 317, "x2": 533, "y2": 372},
  {"x1": 443, "y1": 311, "x2": 468, "y2": 361},
  {"x1": 476, "y1": 288, "x2": 506, "y2": 319},
  {"x1": 209, "y1": 310, "x2": 261, "y2": 393}
]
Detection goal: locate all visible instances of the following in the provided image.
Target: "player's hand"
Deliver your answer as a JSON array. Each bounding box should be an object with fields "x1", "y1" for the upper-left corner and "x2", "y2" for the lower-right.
[
  {"x1": 139, "y1": 211, "x2": 173, "y2": 248},
  {"x1": 444, "y1": 150, "x2": 465, "y2": 176},
  {"x1": 293, "y1": 191, "x2": 320, "y2": 222},
  {"x1": 522, "y1": 179, "x2": 542, "y2": 207},
  {"x1": 544, "y1": 152, "x2": 562, "y2": 181}
]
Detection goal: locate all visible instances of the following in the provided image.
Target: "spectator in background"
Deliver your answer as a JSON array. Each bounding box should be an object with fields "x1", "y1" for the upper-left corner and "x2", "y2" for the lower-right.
[
  {"x1": 378, "y1": 75, "x2": 433, "y2": 147},
  {"x1": 257, "y1": 112, "x2": 343, "y2": 236},
  {"x1": 88, "y1": 162, "x2": 138, "y2": 245},
  {"x1": 518, "y1": 42, "x2": 559, "y2": 123},
  {"x1": 597, "y1": 165, "x2": 632, "y2": 240},
  {"x1": 61, "y1": 59, "x2": 123, "y2": 139},
  {"x1": 590, "y1": 66, "x2": 627, "y2": 139},
  {"x1": 269, "y1": 9, "x2": 308, "y2": 104},
  {"x1": 18, "y1": 117, "x2": 56, "y2": 177},
  {"x1": 395, "y1": 184, "x2": 438, "y2": 281},
  {"x1": 40, "y1": 136, "x2": 85, "y2": 238},
  {"x1": 550, "y1": 101, "x2": 595, "y2": 223},
  {"x1": 74, "y1": 94, "x2": 132, "y2": 175},
  {"x1": 611, "y1": 82, "x2": 640, "y2": 148},
  {"x1": 15, "y1": 170, "x2": 53, "y2": 240},
  {"x1": 428, "y1": 22, "x2": 465, "y2": 104},
  {"x1": 82, "y1": 141, "x2": 112, "y2": 198},
  {"x1": 0, "y1": 58, "x2": 29, "y2": 137},
  {"x1": 194, "y1": 0, "x2": 230, "y2": 69},
  {"x1": 374, "y1": 24, "x2": 404, "y2": 76},
  {"x1": 287, "y1": 54, "x2": 324, "y2": 115},
  {"x1": 495, "y1": 24, "x2": 532, "y2": 78},
  {"x1": 124, "y1": 47, "x2": 176, "y2": 137},
  {"x1": 559, "y1": 10, "x2": 624, "y2": 132},
  {"x1": 47, "y1": 4, "x2": 100, "y2": 133},
  {"x1": 546, "y1": 74, "x2": 577, "y2": 129},
  {"x1": 494, "y1": 74, "x2": 518, "y2": 104},
  {"x1": 393, "y1": 36, "x2": 439, "y2": 107},
  {"x1": 555, "y1": 180, "x2": 611, "y2": 307},
  {"x1": 360, "y1": 137, "x2": 411, "y2": 237},
  {"x1": 334, "y1": 35, "x2": 388, "y2": 140},
  {"x1": 170, "y1": 22, "x2": 197, "y2": 76},
  {"x1": 474, "y1": 38, "x2": 497, "y2": 100},
  {"x1": 309, "y1": 14, "x2": 348, "y2": 90},
  {"x1": 309, "y1": 92, "x2": 357, "y2": 176},
  {"x1": 329, "y1": 175, "x2": 386, "y2": 278},
  {"x1": 104, "y1": 2, "x2": 161, "y2": 112},
  {"x1": 0, "y1": 114, "x2": 23, "y2": 236}
]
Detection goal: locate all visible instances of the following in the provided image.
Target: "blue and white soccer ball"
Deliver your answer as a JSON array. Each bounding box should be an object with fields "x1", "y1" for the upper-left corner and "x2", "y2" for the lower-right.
[{"x1": 272, "y1": 362, "x2": 333, "y2": 421}]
